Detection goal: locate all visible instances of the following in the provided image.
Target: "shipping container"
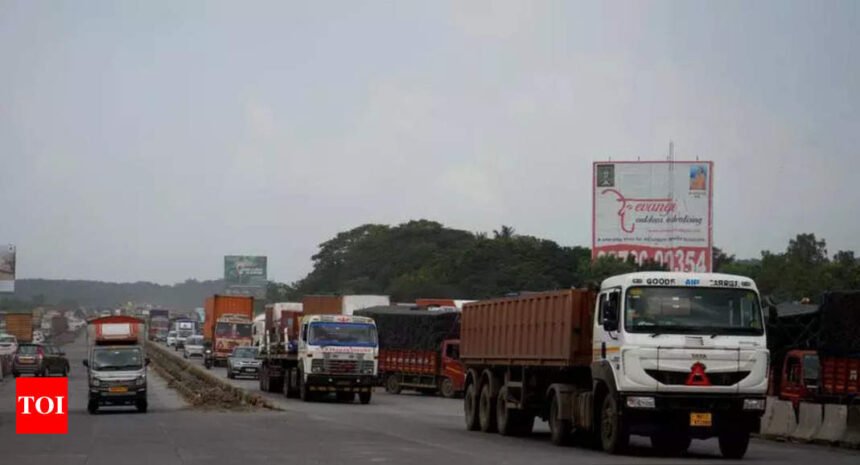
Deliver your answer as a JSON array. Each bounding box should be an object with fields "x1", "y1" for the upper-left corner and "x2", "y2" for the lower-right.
[
  {"x1": 5, "y1": 312, "x2": 34, "y2": 343},
  {"x1": 461, "y1": 290, "x2": 595, "y2": 367},
  {"x1": 204, "y1": 295, "x2": 254, "y2": 340}
]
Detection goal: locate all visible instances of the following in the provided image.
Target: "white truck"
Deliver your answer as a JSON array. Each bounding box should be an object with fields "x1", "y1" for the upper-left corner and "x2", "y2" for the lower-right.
[
  {"x1": 258, "y1": 314, "x2": 378, "y2": 404},
  {"x1": 462, "y1": 272, "x2": 768, "y2": 459}
]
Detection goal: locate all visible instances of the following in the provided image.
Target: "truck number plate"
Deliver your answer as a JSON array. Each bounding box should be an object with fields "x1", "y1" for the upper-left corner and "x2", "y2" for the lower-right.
[
  {"x1": 690, "y1": 412, "x2": 712, "y2": 427},
  {"x1": 109, "y1": 386, "x2": 128, "y2": 393}
]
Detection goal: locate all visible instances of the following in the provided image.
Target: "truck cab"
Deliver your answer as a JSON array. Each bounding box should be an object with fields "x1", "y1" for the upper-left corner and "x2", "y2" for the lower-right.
[
  {"x1": 593, "y1": 272, "x2": 768, "y2": 457},
  {"x1": 212, "y1": 314, "x2": 253, "y2": 364},
  {"x1": 777, "y1": 349, "x2": 819, "y2": 407}
]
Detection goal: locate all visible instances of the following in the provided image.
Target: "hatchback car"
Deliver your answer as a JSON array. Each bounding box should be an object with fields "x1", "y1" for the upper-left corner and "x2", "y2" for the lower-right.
[
  {"x1": 42, "y1": 344, "x2": 70, "y2": 376},
  {"x1": 167, "y1": 331, "x2": 177, "y2": 347},
  {"x1": 226, "y1": 346, "x2": 261, "y2": 379},
  {"x1": 12, "y1": 343, "x2": 47, "y2": 377},
  {"x1": 183, "y1": 335, "x2": 206, "y2": 358}
]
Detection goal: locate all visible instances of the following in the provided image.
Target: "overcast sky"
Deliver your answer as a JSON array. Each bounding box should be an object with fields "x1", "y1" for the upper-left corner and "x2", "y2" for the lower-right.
[{"x1": 1, "y1": 1, "x2": 858, "y2": 284}]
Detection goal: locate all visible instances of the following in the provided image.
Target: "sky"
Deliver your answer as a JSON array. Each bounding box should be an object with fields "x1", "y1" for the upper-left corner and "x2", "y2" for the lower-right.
[{"x1": 1, "y1": 0, "x2": 858, "y2": 284}]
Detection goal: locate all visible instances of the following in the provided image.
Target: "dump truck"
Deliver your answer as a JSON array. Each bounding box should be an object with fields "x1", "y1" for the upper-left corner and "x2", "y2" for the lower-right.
[
  {"x1": 765, "y1": 291, "x2": 860, "y2": 407},
  {"x1": 258, "y1": 313, "x2": 379, "y2": 404},
  {"x1": 147, "y1": 309, "x2": 170, "y2": 342},
  {"x1": 355, "y1": 306, "x2": 464, "y2": 398},
  {"x1": 461, "y1": 272, "x2": 768, "y2": 459},
  {"x1": 83, "y1": 315, "x2": 149, "y2": 414},
  {"x1": 203, "y1": 295, "x2": 253, "y2": 367},
  {"x1": 4, "y1": 312, "x2": 33, "y2": 343}
]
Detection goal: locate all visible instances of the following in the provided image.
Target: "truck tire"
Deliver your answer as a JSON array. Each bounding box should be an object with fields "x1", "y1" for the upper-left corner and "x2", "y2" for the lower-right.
[
  {"x1": 299, "y1": 371, "x2": 313, "y2": 402},
  {"x1": 651, "y1": 433, "x2": 691, "y2": 456},
  {"x1": 496, "y1": 387, "x2": 523, "y2": 436},
  {"x1": 599, "y1": 394, "x2": 629, "y2": 455},
  {"x1": 259, "y1": 368, "x2": 268, "y2": 391},
  {"x1": 718, "y1": 431, "x2": 750, "y2": 459},
  {"x1": 549, "y1": 393, "x2": 572, "y2": 446},
  {"x1": 359, "y1": 391, "x2": 372, "y2": 404},
  {"x1": 282, "y1": 371, "x2": 292, "y2": 398},
  {"x1": 478, "y1": 383, "x2": 498, "y2": 433},
  {"x1": 464, "y1": 382, "x2": 480, "y2": 431},
  {"x1": 385, "y1": 374, "x2": 402, "y2": 394},
  {"x1": 440, "y1": 377, "x2": 456, "y2": 398},
  {"x1": 270, "y1": 376, "x2": 284, "y2": 393}
]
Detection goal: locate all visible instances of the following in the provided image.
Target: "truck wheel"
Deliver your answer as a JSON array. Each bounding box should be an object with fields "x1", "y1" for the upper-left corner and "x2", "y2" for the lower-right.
[
  {"x1": 299, "y1": 371, "x2": 312, "y2": 402},
  {"x1": 464, "y1": 382, "x2": 480, "y2": 431},
  {"x1": 478, "y1": 383, "x2": 498, "y2": 433},
  {"x1": 358, "y1": 391, "x2": 372, "y2": 404},
  {"x1": 385, "y1": 374, "x2": 401, "y2": 394},
  {"x1": 718, "y1": 431, "x2": 750, "y2": 459},
  {"x1": 270, "y1": 376, "x2": 283, "y2": 393},
  {"x1": 496, "y1": 387, "x2": 522, "y2": 436},
  {"x1": 599, "y1": 394, "x2": 629, "y2": 455},
  {"x1": 549, "y1": 393, "x2": 572, "y2": 446},
  {"x1": 440, "y1": 378, "x2": 456, "y2": 398},
  {"x1": 259, "y1": 368, "x2": 267, "y2": 391},
  {"x1": 87, "y1": 400, "x2": 98, "y2": 414},
  {"x1": 282, "y1": 371, "x2": 292, "y2": 398},
  {"x1": 651, "y1": 433, "x2": 691, "y2": 456}
]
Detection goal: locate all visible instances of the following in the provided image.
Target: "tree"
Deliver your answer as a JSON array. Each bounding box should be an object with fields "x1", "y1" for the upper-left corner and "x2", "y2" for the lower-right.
[{"x1": 712, "y1": 246, "x2": 735, "y2": 272}]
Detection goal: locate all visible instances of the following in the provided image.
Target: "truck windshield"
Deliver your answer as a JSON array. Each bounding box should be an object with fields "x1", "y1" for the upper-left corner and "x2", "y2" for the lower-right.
[
  {"x1": 92, "y1": 348, "x2": 143, "y2": 371},
  {"x1": 624, "y1": 287, "x2": 764, "y2": 335},
  {"x1": 308, "y1": 322, "x2": 377, "y2": 347},
  {"x1": 803, "y1": 354, "x2": 820, "y2": 381},
  {"x1": 216, "y1": 322, "x2": 252, "y2": 338}
]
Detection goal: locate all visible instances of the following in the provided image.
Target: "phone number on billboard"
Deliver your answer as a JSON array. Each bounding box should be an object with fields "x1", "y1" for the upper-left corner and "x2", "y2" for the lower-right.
[{"x1": 595, "y1": 247, "x2": 709, "y2": 272}]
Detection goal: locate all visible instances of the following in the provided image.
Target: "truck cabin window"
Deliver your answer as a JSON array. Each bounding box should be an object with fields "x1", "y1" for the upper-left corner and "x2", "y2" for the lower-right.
[
  {"x1": 92, "y1": 348, "x2": 143, "y2": 371},
  {"x1": 446, "y1": 343, "x2": 460, "y2": 360},
  {"x1": 624, "y1": 287, "x2": 763, "y2": 335},
  {"x1": 307, "y1": 322, "x2": 377, "y2": 347},
  {"x1": 215, "y1": 323, "x2": 252, "y2": 338},
  {"x1": 802, "y1": 355, "x2": 820, "y2": 382}
]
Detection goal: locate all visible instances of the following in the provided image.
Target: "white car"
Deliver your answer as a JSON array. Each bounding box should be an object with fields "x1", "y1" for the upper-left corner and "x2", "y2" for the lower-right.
[
  {"x1": 183, "y1": 335, "x2": 205, "y2": 358},
  {"x1": 166, "y1": 331, "x2": 177, "y2": 347},
  {"x1": 0, "y1": 334, "x2": 18, "y2": 356}
]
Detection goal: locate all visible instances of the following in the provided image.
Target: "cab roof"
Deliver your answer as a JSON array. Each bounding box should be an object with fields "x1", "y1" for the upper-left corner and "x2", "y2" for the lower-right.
[{"x1": 600, "y1": 271, "x2": 759, "y2": 292}]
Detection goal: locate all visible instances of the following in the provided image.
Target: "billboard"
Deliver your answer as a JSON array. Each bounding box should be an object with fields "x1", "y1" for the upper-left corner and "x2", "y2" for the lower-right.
[
  {"x1": 224, "y1": 255, "x2": 267, "y2": 298},
  {"x1": 592, "y1": 161, "x2": 713, "y2": 272},
  {"x1": 0, "y1": 244, "x2": 15, "y2": 293}
]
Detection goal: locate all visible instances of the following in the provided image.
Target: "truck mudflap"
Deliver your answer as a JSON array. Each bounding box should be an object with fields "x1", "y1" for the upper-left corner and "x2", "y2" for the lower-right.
[
  {"x1": 306, "y1": 374, "x2": 376, "y2": 393},
  {"x1": 621, "y1": 394, "x2": 764, "y2": 438}
]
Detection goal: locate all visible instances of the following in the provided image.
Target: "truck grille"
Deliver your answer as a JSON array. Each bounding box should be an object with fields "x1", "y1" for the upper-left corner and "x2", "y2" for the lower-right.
[
  {"x1": 645, "y1": 369, "x2": 750, "y2": 386},
  {"x1": 312, "y1": 359, "x2": 373, "y2": 374}
]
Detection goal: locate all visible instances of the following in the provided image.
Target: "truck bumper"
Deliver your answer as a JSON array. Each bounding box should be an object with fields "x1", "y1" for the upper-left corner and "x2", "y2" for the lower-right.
[
  {"x1": 89, "y1": 387, "x2": 147, "y2": 405},
  {"x1": 621, "y1": 393, "x2": 765, "y2": 438},
  {"x1": 305, "y1": 374, "x2": 376, "y2": 393}
]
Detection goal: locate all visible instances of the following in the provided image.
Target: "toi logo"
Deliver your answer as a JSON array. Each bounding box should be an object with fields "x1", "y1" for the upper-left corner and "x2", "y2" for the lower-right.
[{"x1": 16, "y1": 377, "x2": 68, "y2": 434}]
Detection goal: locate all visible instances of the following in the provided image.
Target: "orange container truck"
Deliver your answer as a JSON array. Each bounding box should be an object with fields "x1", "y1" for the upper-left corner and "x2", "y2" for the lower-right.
[{"x1": 203, "y1": 295, "x2": 254, "y2": 365}]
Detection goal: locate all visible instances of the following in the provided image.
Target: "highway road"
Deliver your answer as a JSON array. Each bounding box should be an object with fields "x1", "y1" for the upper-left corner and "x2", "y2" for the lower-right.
[{"x1": 2, "y1": 334, "x2": 859, "y2": 464}]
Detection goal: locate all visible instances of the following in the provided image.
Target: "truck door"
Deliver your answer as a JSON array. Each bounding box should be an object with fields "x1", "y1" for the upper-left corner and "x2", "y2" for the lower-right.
[
  {"x1": 441, "y1": 340, "x2": 464, "y2": 391},
  {"x1": 780, "y1": 354, "x2": 803, "y2": 406}
]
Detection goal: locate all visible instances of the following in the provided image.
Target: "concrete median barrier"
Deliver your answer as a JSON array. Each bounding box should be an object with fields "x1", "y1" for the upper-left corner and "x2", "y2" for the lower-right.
[
  {"x1": 790, "y1": 402, "x2": 822, "y2": 442},
  {"x1": 146, "y1": 342, "x2": 278, "y2": 411},
  {"x1": 841, "y1": 402, "x2": 860, "y2": 448},
  {"x1": 761, "y1": 398, "x2": 797, "y2": 439},
  {"x1": 813, "y1": 404, "x2": 848, "y2": 444}
]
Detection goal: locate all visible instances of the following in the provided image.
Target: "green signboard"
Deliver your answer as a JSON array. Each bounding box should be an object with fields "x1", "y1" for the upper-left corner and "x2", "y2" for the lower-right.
[{"x1": 223, "y1": 255, "x2": 267, "y2": 298}]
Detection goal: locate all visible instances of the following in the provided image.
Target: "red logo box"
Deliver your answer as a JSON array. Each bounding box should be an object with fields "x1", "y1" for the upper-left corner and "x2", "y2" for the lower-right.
[{"x1": 16, "y1": 377, "x2": 68, "y2": 434}]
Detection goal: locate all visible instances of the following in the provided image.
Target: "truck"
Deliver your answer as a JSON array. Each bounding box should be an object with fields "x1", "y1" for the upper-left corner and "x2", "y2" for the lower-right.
[
  {"x1": 253, "y1": 302, "x2": 302, "y2": 349},
  {"x1": 203, "y1": 295, "x2": 253, "y2": 367},
  {"x1": 354, "y1": 305, "x2": 464, "y2": 398},
  {"x1": 5, "y1": 312, "x2": 33, "y2": 343},
  {"x1": 170, "y1": 317, "x2": 199, "y2": 350},
  {"x1": 147, "y1": 309, "x2": 170, "y2": 342},
  {"x1": 461, "y1": 272, "x2": 768, "y2": 459},
  {"x1": 257, "y1": 313, "x2": 379, "y2": 404},
  {"x1": 82, "y1": 315, "x2": 149, "y2": 414},
  {"x1": 765, "y1": 291, "x2": 860, "y2": 407}
]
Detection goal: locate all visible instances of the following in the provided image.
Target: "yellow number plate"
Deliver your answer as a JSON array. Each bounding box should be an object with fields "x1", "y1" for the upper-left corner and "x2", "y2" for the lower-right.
[
  {"x1": 690, "y1": 412, "x2": 712, "y2": 427},
  {"x1": 109, "y1": 386, "x2": 128, "y2": 393}
]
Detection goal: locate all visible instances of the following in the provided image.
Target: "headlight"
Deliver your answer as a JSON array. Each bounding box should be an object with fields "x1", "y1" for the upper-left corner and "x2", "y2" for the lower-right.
[
  {"x1": 205, "y1": 349, "x2": 212, "y2": 354},
  {"x1": 136, "y1": 376, "x2": 146, "y2": 386},
  {"x1": 91, "y1": 378, "x2": 101, "y2": 387},
  {"x1": 626, "y1": 396, "x2": 656, "y2": 409},
  {"x1": 311, "y1": 366, "x2": 323, "y2": 373},
  {"x1": 743, "y1": 398, "x2": 765, "y2": 410}
]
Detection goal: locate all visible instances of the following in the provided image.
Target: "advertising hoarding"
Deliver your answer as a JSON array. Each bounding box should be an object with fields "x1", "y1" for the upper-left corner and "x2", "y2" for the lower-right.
[
  {"x1": 224, "y1": 255, "x2": 267, "y2": 298},
  {"x1": 592, "y1": 161, "x2": 713, "y2": 272},
  {"x1": 0, "y1": 244, "x2": 15, "y2": 293}
]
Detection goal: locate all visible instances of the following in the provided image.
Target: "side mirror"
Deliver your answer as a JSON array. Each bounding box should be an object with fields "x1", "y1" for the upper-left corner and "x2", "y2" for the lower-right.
[
  {"x1": 82, "y1": 360, "x2": 89, "y2": 368},
  {"x1": 602, "y1": 294, "x2": 620, "y2": 332}
]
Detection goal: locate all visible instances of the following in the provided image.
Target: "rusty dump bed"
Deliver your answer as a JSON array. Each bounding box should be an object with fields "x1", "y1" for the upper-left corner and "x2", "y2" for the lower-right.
[{"x1": 461, "y1": 290, "x2": 596, "y2": 367}]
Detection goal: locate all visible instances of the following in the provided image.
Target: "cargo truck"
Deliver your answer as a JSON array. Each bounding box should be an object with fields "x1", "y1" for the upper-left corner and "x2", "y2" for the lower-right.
[
  {"x1": 257, "y1": 313, "x2": 378, "y2": 404},
  {"x1": 355, "y1": 306, "x2": 464, "y2": 398},
  {"x1": 170, "y1": 317, "x2": 199, "y2": 350},
  {"x1": 82, "y1": 316, "x2": 149, "y2": 414},
  {"x1": 765, "y1": 291, "x2": 860, "y2": 407},
  {"x1": 203, "y1": 295, "x2": 253, "y2": 367},
  {"x1": 148, "y1": 309, "x2": 170, "y2": 342},
  {"x1": 461, "y1": 272, "x2": 768, "y2": 459},
  {"x1": 5, "y1": 312, "x2": 33, "y2": 343}
]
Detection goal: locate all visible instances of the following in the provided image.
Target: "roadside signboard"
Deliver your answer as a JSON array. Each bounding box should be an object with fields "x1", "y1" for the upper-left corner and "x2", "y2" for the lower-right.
[
  {"x1": 0, "y1": 244, "x2": 15, "y2": 293},
  {"x1": 592, "y1": 161, "x2": 713, "y2": 272},
  {"x1": 223, "y1": 255, "x2": 267, "y2": 299}
]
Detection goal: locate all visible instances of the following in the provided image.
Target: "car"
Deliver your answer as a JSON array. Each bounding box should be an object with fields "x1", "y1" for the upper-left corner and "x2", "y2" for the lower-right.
[
  {"x1": 183, "y1": 335, "x2": 205, "y2": 358},
  {"x1": 12, "y1": 343, "x2": 48, "y2": 377},
  {"x1": 166, "y1": 331, "x2": 177, "y2": 347},
  {"x1": 226, "y1": 346, "x2": 261, "y2": 379},
  {"x1": 42, "y1": 344, "x2": 70, "y2": 376},
  {"x1": 0, "y1": 334, "x2": 18, "y2": 356}
]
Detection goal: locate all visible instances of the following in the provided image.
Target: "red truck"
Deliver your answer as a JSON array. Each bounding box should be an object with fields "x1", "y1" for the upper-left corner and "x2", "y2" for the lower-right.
[
  {"x1": 203, "y1": 295, "x2": 254, "y2": 367},
  {"x1": 766, "y1": 291, "x2": 860, "y2": 407},
  {"x1": 354, "y1": 306, "x2": 464, "y2": 398}
]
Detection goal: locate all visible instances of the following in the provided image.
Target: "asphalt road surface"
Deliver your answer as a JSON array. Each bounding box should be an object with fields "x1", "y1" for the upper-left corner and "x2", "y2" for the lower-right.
[{"x1": 2, "y1": 336, "x2": 859, "y2": 465}]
